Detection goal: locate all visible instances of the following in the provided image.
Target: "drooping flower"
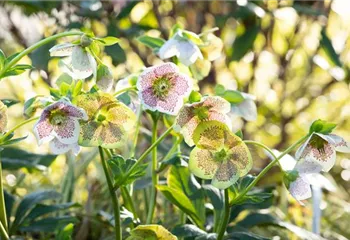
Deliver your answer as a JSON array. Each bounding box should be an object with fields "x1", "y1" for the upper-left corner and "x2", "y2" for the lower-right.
[
  {"x1": 200, "y1": 33, "x2": 224, "y2": 61},
  {"x1": 96, "y1": 64, "x2": 114, "y2": 92},
  {"x1": 50, "y1": 43, "x2": 97, "y2": 79},
  {"x1": 136, "y1": 63, "x2": 192, "y2": 115},
  {"x1": 189, "y1": 121, "x2": 252, "y2": 189},
  {"x1": 269, "y1": 150, "x2": 335, "y2": 202},
  {"x1": 230, "y1": 92, "x2": 257, "y2": 121},
  {"x1": 159, "y1": 31, "x2": 203, "y2": 66},
  {"x1": 74, "y1": 92, "x2": 136, "y2": 149},
  {"x1": 50, "y1": 138, "x2": 81, "y2": 156},
  {"x1": 174, "y1": 96, "x2": 232, "y2": 147},
  {"x1": 33, "y1": 100, "x2": 88, "y2": 146},
  {"x1": 0, "y1": 101, "x2": 7, "y2": 134},
  {"x1": 295, "y1": 133, "x2": 350, "y2": 172}
]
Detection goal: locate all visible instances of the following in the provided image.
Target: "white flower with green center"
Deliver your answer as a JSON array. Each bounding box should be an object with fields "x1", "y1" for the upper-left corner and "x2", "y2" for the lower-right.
[
  {"x1": 137, "y1": 63, "x2": 192, "y2": 115},
  {"x1": 0, "y1": 101, "x2": 7, "y2": 134},
  {"x1": 74, "y1": 92, "x2": 136, "y2": 149},
  {"x1": 50, "y1": 43, "x2": 97, "y2": 80},
  {"x1": 33, "y1": 100, "x2": 88, "y2": 155},
  {"x1": 174, "y1": 96, "x2": 232, "y2": 146},
  {"x1": 189, "y1": 121, "x2": 252, "y2": 189},
  {"x1": 295, "y1": 132, "x2": 350, "y2": 172},
  {"x1": 159, "y1": 31, "x2": 203, "y2": 66}
]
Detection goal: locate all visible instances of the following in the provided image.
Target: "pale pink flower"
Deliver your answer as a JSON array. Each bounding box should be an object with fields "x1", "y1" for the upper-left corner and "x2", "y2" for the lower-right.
[{"x1": 137, "y1": 63, "x2": 192, "y2": 115}]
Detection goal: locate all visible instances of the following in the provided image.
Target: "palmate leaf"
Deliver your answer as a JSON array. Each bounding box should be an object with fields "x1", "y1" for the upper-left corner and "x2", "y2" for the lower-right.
[
  {"x1": 108, "y1": 155, "x2": 147, "y2": 187},
  {"x1": 229, "y1": 175, "x2": 273, "y2": 206}
]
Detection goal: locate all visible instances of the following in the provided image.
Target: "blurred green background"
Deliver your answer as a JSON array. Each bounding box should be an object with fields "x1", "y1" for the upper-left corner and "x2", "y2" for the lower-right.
[{"x1": 0, "y1": 0, "x2": 350, "y2": 239}]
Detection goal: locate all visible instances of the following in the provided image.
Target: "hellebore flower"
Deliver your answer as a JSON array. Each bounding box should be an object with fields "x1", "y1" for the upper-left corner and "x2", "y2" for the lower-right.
[
  {"x1": 174, "y1": 96, "x2": 232, "y2": 147},
  {"x1": 230, "y1": 92, "x2": 257, "y2": 121},
  {"x1": 189, "y1": 121, "x2": 252, "y2": 189},
  {"x1": 50, "y1": 43, "x2": 97, "y2": 79},
  {"x1": 159, "y1": 31, "x2": 203, "y2": 66},
  {"x1": 50, "y1": 138, "x2": 81, "y2": 156},
  {"x1": 34, "y1": 100, "x2": 88, "y2": 145},
  {"x1": 74, "y1": 92, "x2": 136, "y2": 149},
  {"x1": 96, "y1": 64, "x2": 114, "y2": 92},
  {"x1": 270, "y1": 150, "x2": 335, "y2": 202},
  {"x1": 0, "y1": 101, "x2": 7, "y2": 134},
  {"x1": 137, "y1": 63, "x2": 192, "y2": 115},
  {"x1": 200, "y1": 33, "x2": 224, "y2": 61},
  {"x1": 295, "y1": 133, "x2": 350, "y2": 172}
]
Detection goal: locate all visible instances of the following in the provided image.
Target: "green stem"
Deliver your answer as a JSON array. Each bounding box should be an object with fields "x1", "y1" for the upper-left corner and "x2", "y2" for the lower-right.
[
  {"x1": 146, "y1": 118, "x2": 158, "y2": 224},
  {"x1": 61, "y1": 151, "x2": 75, "y2": 203},
  {"x1": 0, "y1": 116, "x2": 39, "y2": 142},
  {"x1": 0, "y1": 153, "x2": 8, "y2": 236},
  {"x1": 120, "y1": 186, "x2": 139, "y2": 223},
  {"x1": 113, "y1": 86, "x2": 137, "y2": 97},
  {"x1": 232, "y1": 134, "x2": 310, "y2": 206},
  {"x1": 244, "y1": 140, "x2": 280, "y2": 167},
  {"x1": 98, "y1": 147, "x2": 122, "y2": 240},
  {"x1": 0, "y1": 31, "x2": 84, "y2": 79},
  {"x1": 0, "y1": 221, "x2": 9, "y2": 240},
  {"x1": 130, "y1": 106, "x2": 142, "y2": 158},
  {"x1": 114, "y1": 125, "x2": 174, "y2": 190},
  {"x1": 217, "y1": 189, "x2": 230, "y2": 240}
]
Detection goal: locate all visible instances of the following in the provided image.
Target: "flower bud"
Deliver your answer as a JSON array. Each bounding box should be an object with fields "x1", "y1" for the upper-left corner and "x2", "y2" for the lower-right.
[{"x1": 80, "y1": 34, "x2": 93, "y2": 48}]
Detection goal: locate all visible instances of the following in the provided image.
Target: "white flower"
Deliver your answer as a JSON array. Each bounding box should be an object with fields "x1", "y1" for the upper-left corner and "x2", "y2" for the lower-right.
[
  {"x1": 295, "y1": 133, "x2": 350, "y2": 172},
  {"x1": 50, "y1": 43, "x2": 97, "y2": 80},
  {"x1": 158, "y1": 31, "x2": 203, "y2": 66},
  {"x1": 230, "y1": 92, "x2": 257, "y2": 121},
  {"x1": 50, "y1": 138, "x2": 81, "y2": 156},
  {"x1": 270, "y1": 150, "x2": 336, "y2": 203}
]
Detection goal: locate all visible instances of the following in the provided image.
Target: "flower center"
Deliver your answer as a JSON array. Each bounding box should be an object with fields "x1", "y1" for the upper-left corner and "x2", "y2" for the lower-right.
[
  {"x1": 309, "y1": 135, "x2": 328, "y2": 153},
  {"x1": 152, "y1": 76, "x2": 173, "y2": 99},
  {"x1": 194, "y1": 106, "x2": 209, "y2": 120},
  {"x1": 213, "y1": 148, "x2": 228, "y2": 162},
  {"x1": 49, "y1": 112, "x2": 66, "y2": 126}
]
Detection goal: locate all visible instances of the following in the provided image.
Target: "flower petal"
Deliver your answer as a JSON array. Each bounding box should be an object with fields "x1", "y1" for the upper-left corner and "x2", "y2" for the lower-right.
[
  {"x1": 177, "y1": 40, "x2": 203, "y2": 66},
  {"x1": 295, "y1": 134, "x2": 313, "y2": 160},
  {"x1": 73, "y1": 93, "x2": 100, "y2": 119},
  {"x1": 231, "y1": 98, "x2": 257, "y2": 121},
  {"x1": 212, "y1": 161, "x2": 239, "y2": 189},
  {"x1": 57, "y1": 101, "x2": 88, "y2": 120},
  {"x1": 49, "y1": 138, "x2": 80, "y2": 156},
  {"x1": 100, "y1": 123, "x2": 126, "y2": 149},
  {"x1": 302, "y1": 143, "x2": 336, "y2": 172},
  {"x1": 53, "y1": 117, "x2": 80, "y2": 144},
  {"x1": 49, "y1": 43, "x2": 75, "y2": 57},
  {"x1": 71, "y1": 46, "x2": 94, "y2": 79},
  {"x1": 289, "y1": 176, "x2": 312, "y2": 201},
  {"x1": 174, "y1": 104, "x2": 196, "y2": 131},
  {"x1": 203, "y1": 96, "x2": 231, "y2": 114},
  {"x1": 189, "y1": 147, "x2": 217, "y2": 180},
  {"x1": 158, "y1": 38, "x2": 180, "y2": 59},
  {"x1": 0, "y1": 102, "x2": 7, "y2": 134},
  {"x1": 79, "y1": 121, "x2": 102, "y2": 147},
  {"x1": 179, "y1": 116, "x2": 200, "y2": 147},
  {"x1": 172, "y1": 73, "x2": 192, "y2": 97},
  {"x1": 226, "y1": 135, "x2": 252, "y2": 177},
  {"x1": 107, "y1": 102, "x2": 136, "y2": 132},
  {"x1": 327, "y1": 134, "x2": 350, "y2": 153},
  {"x1": 294, "y1": 159, "x2": 322, "y2": 174},
  {"x1": 33, "y1": 113, "x2": 54, "y2": 145},
  {"x1": 192, "y1": 121, "x2": 226, "y2": 150},
  {"x1": 156, "y1": 92, "x2": 184, "y2": 115}
]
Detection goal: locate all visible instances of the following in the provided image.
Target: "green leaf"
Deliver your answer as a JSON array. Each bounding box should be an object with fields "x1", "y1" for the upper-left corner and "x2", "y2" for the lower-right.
[
  {"x1": 170, "y1": 23, "x2": 183, "y2": 38},
  {"x1": 157, "y1": 185, "x2": 202, "y2": 228},
  {"x1": 203, "y1": 185, "x2": 224, "y2": 232},
  {"x1": 225, "y1": 231, "x2": 270, "y2": 240},
  {"x1": 116, "y1": 1, "x2": 139, "y2": 20},
  {"x1": 72, "y1": 80, "x2": 83, "y2": 97},
  {"x1": 0, "y1": 99, "x2": 19, "y2": 108},
  {"x1": 56, "y1": 223, "x2": 74, "y2": 240},
  {"x1": 19, "y1": 216, "x2": 78, "y2": 233},
  {"x1": 109, "y1": 155, "x2": 147, "y2": 187},
  {"x1": 26, "y1": 203, "x2": 80, "y2": 222},
  {"x1": 0, "y1": 147, "x2": 57, "y2": 171},
  {"x1": 2, "y1": 64, "x2": 33, "y2": 78},
  {"x1": 56, "y1": 73, "x2": 73, "y2": 87},
  {"x1": 1, "y1": 136, "x2": 28, "y2": 146},
  {"x1": 105, "y1": 44, "x2": 126, "y2": 65},
  {"x1": 235, "y1": 130, "x2": 243, "y2": 140},
  {"x1": 60, "y1": 82, "x2": 71, "y2": 96},
  {"x1": 95, "y1": 36, "x2": 120, "y2": 46},
  {"x1": 220, "y1": 90, "x2": 245, "y2": 104},
  {"x1": 50, "y1": 88, "x2": 62, "y2": 99},
  {"x1": 172, "y1": 224, "x2": 206, "y2": 238},
  {"x1": 214, "y1": 84, "x2": 225, "y2": 95},
  {"x1": 182, "y1": 30, "x2": 204, "y2": 45},
  {"x1": 231, "y1": 24, "x2": 259, "y2": 61},
  {"x1": 137, "y1": 35, "x2": 165, "y2": 50},
  {"x1": 12, "y1": 190, "x2": 61, "y2": 231},
  {"x1": 195, "y1": 233, "x2": 218, "y2": 240},
  {"x1": 127, "y1": 224, "x2": 178, "y2": 240},
  {"x1": 309, "y1": 119, "x2": 337, "y2": 134},
  {"x1": 0, "y1": 49, "x2": 5, "y2": 70},
  {"x1": 320, "y1": 28, "x2": 342, "y2": 67},
  {"x1": 24, "y1": 96, "x2": 51, "y2": 118},
  {"x1": 4, "y1": 191, "x2": 15, "y2": 225}
]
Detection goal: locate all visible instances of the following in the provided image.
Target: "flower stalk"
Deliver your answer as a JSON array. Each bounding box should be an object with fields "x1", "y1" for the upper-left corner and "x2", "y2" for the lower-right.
[
  {"x1": 0, "y1": 153, "x2": 8, "y2": 240},
  {"x1": 98, "y1": 147, "x2": 122, "y2": 240},
  {"x1": 0, "y1": 116, "x2": 39, "y2": 143}
]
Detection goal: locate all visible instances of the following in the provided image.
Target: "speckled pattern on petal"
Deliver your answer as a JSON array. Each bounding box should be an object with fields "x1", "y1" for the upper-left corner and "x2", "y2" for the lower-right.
[{"x1": 189, "y1": 147, "x2": 217, "y2": 179}]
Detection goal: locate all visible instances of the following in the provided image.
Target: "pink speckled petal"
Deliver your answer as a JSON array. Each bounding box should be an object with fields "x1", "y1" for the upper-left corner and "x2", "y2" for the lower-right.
[
  {"x1": 212, "y1": 161, "x2": 239, "y2": 189},
  {"x1": 139, "y1": 88, "x2": 158, "y2": 111},
  {"x1": 289, "y1": 176, "x2": 312, "y2": 201},
  {"x1": 189, "y1": 147, "x2": 217, "y2": 180},
  {"x1": 180, "y1": 116, "x2": 200, "y2": 147},
  {"x1": 153, "y1": 62, "x2": 179, "y2": 78},
  {"x1": 156, "y1": 92, "x2": 184, "y2": 115},
  {"x1": 49, "y1": 43, "x2": 75, "y2": 57},
  {"x1": 172, "y1": 73, "x2": 192, "y2": 96},
  {"x1": 327, "y1": 134, "x2": 350, "y2": 153},
  {"x1": 57, "y1": 101, "x2": 88, "y2": 120},
  {"x1": 53, "y1": 117, "x2": 80, "y2": 144},
  {"x1": 203, "y1": 96, "x2": 231, "y2": 114},
  {"x1": 33, "y1": 112, "x2": 54, "y2": 145},
  {"x1": 302, "y1": 143, "x2": 336, "y2": 172},
  {"x1": 208, "y1": 111, "x2": 232, "y2": 131}
]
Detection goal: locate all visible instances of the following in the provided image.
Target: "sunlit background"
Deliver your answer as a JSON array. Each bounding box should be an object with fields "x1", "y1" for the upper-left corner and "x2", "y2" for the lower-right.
[{"x1": 1, "y1": 0, "x2": 350, "y2": 239}]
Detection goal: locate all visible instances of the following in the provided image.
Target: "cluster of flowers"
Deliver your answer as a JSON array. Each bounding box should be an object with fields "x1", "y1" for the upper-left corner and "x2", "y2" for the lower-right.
[{"x1": 17, "y1": 28, "x2": 348, "y2": 201}]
